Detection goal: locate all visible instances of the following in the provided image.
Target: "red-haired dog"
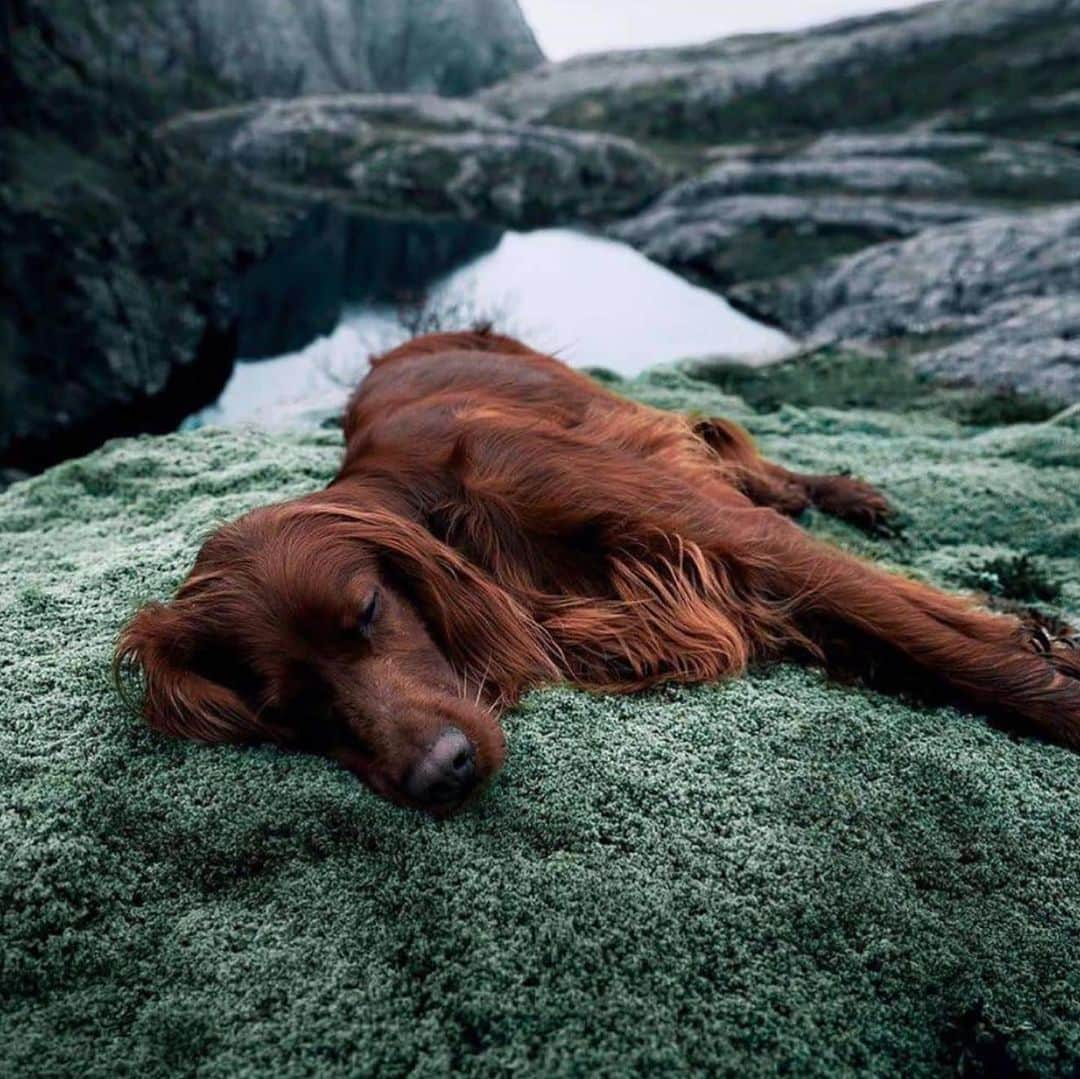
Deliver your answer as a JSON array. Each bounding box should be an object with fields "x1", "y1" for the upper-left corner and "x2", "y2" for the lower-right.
[{"x1": 117, "y1": 331, "x2": 1080, "y2": 815}]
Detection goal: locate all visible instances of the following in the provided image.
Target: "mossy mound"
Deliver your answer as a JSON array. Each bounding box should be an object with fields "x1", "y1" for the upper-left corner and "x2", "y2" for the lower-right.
[{"x1": 2, "y1": 368, "x2": 1079, "y2": 1077}]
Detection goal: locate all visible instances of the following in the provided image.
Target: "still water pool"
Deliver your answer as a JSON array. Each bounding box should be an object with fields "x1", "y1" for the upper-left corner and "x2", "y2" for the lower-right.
[{"x1": 196, "y1": 227, "x2": 793, "y2": 427}]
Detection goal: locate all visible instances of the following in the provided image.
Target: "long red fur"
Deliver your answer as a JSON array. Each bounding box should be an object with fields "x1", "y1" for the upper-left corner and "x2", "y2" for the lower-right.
[{"x1": 117, "y1": 330, "x2": 1080, "y2": 756}]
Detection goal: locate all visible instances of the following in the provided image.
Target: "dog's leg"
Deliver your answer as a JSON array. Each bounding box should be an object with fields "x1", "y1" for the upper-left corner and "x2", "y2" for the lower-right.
[
  {"x1": 447, "y1": 416, "x2": 1080, "y2": 746},
  {"x1": 741, "y1": 512, "x2": 1080, "y2": 746},
  {"x1": 694, "y1": 417, "x2": 897, "y2": 536}
]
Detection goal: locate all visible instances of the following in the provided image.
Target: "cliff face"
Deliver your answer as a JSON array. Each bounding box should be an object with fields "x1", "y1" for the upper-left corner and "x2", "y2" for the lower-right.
[
  {"x1": 1, "y1": 1, "x2": 270, "y2": 474},
  {"x1": 22, "y1": 0, "x2": 542, "y2": 107},
  {"x1": 175, "y1": 0, "x2": 543, "y2": 99},
  {"x1": 0, "y1": 0, "x2": 542, "y2": 474}
]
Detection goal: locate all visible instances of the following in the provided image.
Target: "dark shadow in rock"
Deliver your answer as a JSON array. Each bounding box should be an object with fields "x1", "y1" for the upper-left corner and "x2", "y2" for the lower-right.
[
  {"x1": 0, "y1": 314, "x2": 238, "y2": 475},
  {"x1": 233, "y1": 207, "x2": 502, "y2": 360}
]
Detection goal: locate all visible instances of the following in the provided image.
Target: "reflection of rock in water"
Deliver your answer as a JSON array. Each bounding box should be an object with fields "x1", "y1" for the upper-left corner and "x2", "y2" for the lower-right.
[{"x1": 233, "y1": 208, "x2": 502, "y2": 359}]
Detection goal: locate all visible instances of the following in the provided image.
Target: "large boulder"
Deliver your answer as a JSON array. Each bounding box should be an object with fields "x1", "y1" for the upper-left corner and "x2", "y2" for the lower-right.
[
  {"x1": 2, "y1": 365, "x2": 1079, "y2": 1076},
  {"x1": 164, "y1": 95, "x2": 671, "y2": 227},
  {"x1": 42, "y1": 0, "x2": 542, "y2": 105},
  {"x1": 730, "y1": 206, "x2": 1080, "y2": 402}
]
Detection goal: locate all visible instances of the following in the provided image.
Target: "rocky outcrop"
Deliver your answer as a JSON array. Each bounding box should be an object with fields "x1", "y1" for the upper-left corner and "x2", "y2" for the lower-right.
[
  {"x1": 0, "y1": 0, "x2": 541, "y2": 470},
  {"x1": 49, "y1": 0, "x2": 542, "y2": 105},
  {"x1": 730, "y1": 206, "x2": 1080, "y2": 400},
  {"x1": 605, "y1": 130, "x2": 1080, "y2": 377},
  {"x1": 506, "y1": 0, "x2": 1076, "y2": 406},
  {"x1": 481, "y1": 0, "x2": 1080, "y2": 141},
  {"x1": 164, "y1": 95, "x2": 671, "y2": 228},
  {"x1": 693, "y1": 135, "x2": 1080, "y2": 203},
  {"x1": 609, "y1": 191, "x2": 984, "y2": 291}
]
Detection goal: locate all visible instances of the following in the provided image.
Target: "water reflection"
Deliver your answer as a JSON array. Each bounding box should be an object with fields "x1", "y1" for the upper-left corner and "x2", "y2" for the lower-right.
[
  {"x1": 198, "y1": 226, "x2": 793, "y2": 428},
  {"x1": 233, "y1": 209, "x2": 501, "y2": 359}
]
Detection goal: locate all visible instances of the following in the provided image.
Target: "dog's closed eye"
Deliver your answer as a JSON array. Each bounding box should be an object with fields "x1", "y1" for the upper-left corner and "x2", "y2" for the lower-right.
[{"x1": 356, "y1": 587, "x2": 382, "y2": 637}]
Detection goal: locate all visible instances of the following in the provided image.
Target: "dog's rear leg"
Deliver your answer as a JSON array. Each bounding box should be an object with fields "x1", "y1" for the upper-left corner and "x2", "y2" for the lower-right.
[
  {"x1": 744, "y1": 514, "x2": 1080, "y2": 746},
  {"x1": 694, "y1": 417, "x2": 897, "y2": 535}
]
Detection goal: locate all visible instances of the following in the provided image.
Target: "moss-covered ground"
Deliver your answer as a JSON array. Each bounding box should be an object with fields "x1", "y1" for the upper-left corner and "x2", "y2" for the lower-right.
[{"x1": 2, "y1": 363, "x2": 1079, "y2": 1076}]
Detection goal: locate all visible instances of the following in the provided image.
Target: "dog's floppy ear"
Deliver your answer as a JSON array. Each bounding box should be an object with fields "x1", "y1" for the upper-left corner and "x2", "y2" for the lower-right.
[{"x1": 114, "y1": 602, "x2": 260, "y2": 745}]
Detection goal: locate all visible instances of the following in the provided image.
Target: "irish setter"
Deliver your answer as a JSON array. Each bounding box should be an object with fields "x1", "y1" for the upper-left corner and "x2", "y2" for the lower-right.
[{"x1": 117, "y1": 331, "x2": 1080, "y2": 815}]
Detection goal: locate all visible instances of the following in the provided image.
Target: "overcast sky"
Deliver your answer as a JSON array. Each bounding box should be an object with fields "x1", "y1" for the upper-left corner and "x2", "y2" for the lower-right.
[{"x1": 518, "y1": 0, "x2": 930, "y2": 60}]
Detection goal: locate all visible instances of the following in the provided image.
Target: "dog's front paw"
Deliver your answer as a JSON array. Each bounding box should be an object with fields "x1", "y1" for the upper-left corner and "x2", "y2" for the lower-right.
[{"x1": 813, "y1": 476, "x2": 902, "y2": 538}]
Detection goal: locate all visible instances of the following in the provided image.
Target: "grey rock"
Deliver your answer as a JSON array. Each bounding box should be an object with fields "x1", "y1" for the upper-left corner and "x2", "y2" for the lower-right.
[
  {"x1": 699, "y1": 132, "x2": 1080, "y2": 203},
  {"x1": 164, "y1": 95, "x2": 506, "y2": 172},
  {"x1": 926, "y1": 88, "x2": 1080, "y2": 143},
  {"x1": 913, "y1": 295, "x2": 1080, "y2": 402},
  {"x1": 802, "y1": 133, "x2": 993, "y2": 158},
  {"x1": 964, "y1": 140, "x2": 1080, "y2": 201},
  {"x1": 609, "y1": 191, "x2": 983, "y2": 290},
  {"x1": 162, "y1": 95, "x2": 503, "y2": 186},
  {"x1": 482, "y1": 0, "x2": 1080, "y2": 140},
  {"x1": 730, "y1": 206, "x2": 1080, "y2": 400},
  {"x1": 85, "y1": 0, "x2": 543, "y2": 102},
  {"x1": 684, "y1": 157, "x2": 968, "y2": 197},
  {"x1": 345, "y1": 126, "x2": 669, "y2": 226},
  {"x1": 191, "y1": 0, "x2": 543, "y2": 98},
  {"x1": 165, "y1": 95, "x2": 672, "y2": 227}
]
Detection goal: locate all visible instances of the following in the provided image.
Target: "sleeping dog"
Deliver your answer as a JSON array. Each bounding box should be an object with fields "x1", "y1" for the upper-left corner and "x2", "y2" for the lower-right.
[{"x1": 117, "y1": 331, "x2": 1080, "y2": 815}]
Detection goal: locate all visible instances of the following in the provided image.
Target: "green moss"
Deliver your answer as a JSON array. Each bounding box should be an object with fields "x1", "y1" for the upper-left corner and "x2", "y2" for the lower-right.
[
  {"x1": 683, "y1": 348, "x2": 935, "y2": 413},
  {"x1": 581, "y1": 365, "x2": 625, "y2": 384},
  {"x1": 946, "y1": 391, "x2": 1060, "y2": 427},
  {"x1": 962, "y1": 553, "x2": 1063, "y2": 605},
  {"x1": 1, "y1": 373, "x2": 1080, "y2": 1077},
  {"x1": 681, "y1": 349, "x2": 1064, "y2": 427}
]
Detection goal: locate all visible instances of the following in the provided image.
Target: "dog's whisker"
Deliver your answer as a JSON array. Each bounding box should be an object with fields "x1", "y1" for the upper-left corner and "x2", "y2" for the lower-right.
[{"x1": 467, "y1": 654, "x2": 493, "y2": 709}]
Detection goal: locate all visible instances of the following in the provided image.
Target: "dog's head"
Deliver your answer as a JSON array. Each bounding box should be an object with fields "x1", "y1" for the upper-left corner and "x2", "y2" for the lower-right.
[{"x1": 116, "y1": 498, "x2": 555, "y2": 816}]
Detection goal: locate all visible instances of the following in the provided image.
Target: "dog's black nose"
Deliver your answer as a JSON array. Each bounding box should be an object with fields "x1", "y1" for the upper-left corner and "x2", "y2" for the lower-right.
[{"x1": 405, "y1": 727, "x2": 478, "y2": 807}]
